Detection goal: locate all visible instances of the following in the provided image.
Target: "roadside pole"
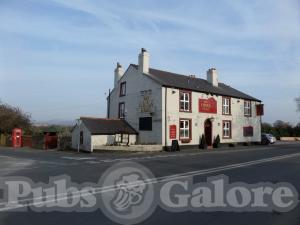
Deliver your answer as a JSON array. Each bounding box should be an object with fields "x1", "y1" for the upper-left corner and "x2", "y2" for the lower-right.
[{"x1": 76, "y1": 119, "x2": 81, "y2": 153}]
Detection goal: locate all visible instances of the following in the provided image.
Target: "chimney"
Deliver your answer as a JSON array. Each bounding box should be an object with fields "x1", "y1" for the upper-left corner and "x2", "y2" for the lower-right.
[
  {"x1": 207, "y1": 68, "x2": 218, "y2": 87},
  {"x1": 114, "y1": 62, "x2": 124, "y2": 87},
  {"x1": 138, "y1": 48, "x2": 150, "y2": 74}
]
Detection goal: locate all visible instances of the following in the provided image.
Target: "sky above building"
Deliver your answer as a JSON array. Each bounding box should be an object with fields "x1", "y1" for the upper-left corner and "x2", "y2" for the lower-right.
[{"x1": 0, "y1": 0, "x2": 299, "y2": 125}]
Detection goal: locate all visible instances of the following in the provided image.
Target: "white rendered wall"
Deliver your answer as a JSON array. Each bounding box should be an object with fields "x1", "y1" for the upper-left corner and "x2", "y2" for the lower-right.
[
  {"x1": 109, "y1": 65, "x2": 162, "y2": 144},
  {"x1": 163, "y1": 87, "x2": 261, "y2": 146},
  {"x1": 71, "y1": 123, "x2": 92, "y2": 151}
]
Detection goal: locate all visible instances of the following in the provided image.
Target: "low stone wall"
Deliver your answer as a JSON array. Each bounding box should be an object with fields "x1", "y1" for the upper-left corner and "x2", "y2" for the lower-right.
[
  {"x1": 93, "y1": 145, "x2": 163, "y2": 152},
  {"x1": 280, "y1": 137, "x2": 300, "y2": 141}
]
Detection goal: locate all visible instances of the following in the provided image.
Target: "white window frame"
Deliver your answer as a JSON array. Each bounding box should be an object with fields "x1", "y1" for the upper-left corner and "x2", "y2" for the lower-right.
[
  {"x1": 180, "y1": 119, "x2": 190, "y2": 139},
  {"x1": 222, "y1": 97, "x2": 231, "y2": 115},
  {"x1": 223, "y1": 121, "x2": 231, "y2": 138},
  {"x1": 244, "y1": 100, "x2": 251, "y2": 116},
  {"x1": 180, "y1": 91, "x2": 191, "y2": 112}
]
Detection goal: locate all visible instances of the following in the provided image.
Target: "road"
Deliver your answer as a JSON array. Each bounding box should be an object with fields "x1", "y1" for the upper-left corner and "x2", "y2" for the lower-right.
[{"x1": 0, "y1": 143, "x2": 300, "y2": 225}]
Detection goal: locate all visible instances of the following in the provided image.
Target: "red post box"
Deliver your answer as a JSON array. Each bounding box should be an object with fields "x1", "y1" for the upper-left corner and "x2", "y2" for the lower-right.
[{"x1": 12, "y1": 128, "x2": 22, "y2": 148}]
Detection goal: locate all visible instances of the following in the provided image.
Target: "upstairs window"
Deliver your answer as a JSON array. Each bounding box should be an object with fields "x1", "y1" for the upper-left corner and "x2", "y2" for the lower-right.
[
  {"x1": 180, "y1": 91, "x2": 191, "y2": 112},
  {"x1": 223, "y1": 120, "x2": 232, "y2": 138},
  {"x1": 119, "y1": 102, "x2": 125, "y2": 119},
  {"x1": 222, "y1": 97, "x2": 231, "y2": 115},
  {"x1": 120, "y1": 82, "x2": 126, "y2": 96},
  {"x1": 244, "y1": 100, "x2": 252, "y2": 116}
]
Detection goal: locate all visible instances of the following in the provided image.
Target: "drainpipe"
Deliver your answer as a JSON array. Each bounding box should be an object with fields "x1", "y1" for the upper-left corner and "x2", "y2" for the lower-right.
[
  {"x1": 107, "y1": 89, "x2": 111, "y2": 118},
  {"x1": 164, "y1": 87, "x2": 167, "y2": 151}
]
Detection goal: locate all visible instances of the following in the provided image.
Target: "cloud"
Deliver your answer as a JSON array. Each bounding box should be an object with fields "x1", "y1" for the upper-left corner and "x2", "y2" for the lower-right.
[{"x1": 0, "y1": 0, "x2": 299, "y2": 122}]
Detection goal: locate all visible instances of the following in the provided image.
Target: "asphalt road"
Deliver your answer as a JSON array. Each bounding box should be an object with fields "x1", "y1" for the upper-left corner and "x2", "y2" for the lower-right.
[{"x1": 0, "y1": 143, "x2": 300, "y2": 225}]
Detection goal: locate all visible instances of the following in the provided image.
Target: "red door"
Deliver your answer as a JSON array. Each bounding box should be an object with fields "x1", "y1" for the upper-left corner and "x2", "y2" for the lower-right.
[{"x1": 204, "y1": 120, "x2": 212, "y2": 146}]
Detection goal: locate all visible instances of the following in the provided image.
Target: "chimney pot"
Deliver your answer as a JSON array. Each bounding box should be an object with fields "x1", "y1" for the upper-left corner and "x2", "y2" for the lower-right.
[
  {"x1": 114, "y1": 62, "x2": 124, "y2": 87},
  {"x1": 138, "y1": 48, "x2": 150, "y2": 74},
  {"x1": 207, "y1": 68, "x2": 219, "y2": 87}
]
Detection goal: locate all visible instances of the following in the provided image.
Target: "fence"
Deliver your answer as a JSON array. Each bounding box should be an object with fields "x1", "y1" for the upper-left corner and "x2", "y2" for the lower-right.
[
  {"x1": 0, "y1": 133, "x2": 59, "y2": 149},
  {"x1": 0, "y1": 134, "x2": 11, "y2": 146}
]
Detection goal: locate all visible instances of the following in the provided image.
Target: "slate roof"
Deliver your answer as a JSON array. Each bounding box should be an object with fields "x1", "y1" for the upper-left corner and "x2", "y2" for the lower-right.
[
  {"x1": 80, "y1": 117, "x2": 138, "y2": 135},
  {"x1": 131, "y1": 64, "x2": 261, "y2": 102}
]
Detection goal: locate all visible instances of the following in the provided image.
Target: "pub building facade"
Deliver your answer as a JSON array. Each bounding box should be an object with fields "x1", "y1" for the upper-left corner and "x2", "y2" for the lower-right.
[{"x1": 108, "y1": 48, "x2": 264, "y2": 149}]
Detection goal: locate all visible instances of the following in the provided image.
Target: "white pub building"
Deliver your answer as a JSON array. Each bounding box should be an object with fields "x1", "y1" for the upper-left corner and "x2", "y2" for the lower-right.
[
  {"x1": 106, "y1": 48, "x2": 264, "y2": 150},
  {"x1": 72, "y1": 48, "x2": 264, "y2": 151}
]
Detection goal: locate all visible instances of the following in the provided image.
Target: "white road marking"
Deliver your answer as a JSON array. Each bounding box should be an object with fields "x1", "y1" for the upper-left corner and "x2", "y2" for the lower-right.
[
  {"x1": 84, "y1": 147, "x2": 273, "y2": 164},
  {"x1": 61, "y1": 156, "x2": 96, "y2": 161},
  {"x1": 1, "y1": 151, "x2": 300, "y2": 212}
]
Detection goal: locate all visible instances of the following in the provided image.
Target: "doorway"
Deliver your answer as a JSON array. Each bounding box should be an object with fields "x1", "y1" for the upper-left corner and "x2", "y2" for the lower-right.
[{"x1": 204, "y1": 119, "x2": 212, "y2": 146}]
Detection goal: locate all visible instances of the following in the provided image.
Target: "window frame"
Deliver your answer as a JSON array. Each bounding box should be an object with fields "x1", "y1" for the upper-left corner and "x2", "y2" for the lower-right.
[
  {"x1": 222, "y1": 120, "x2": 232, "y2": 139},
  {"x1": 179, "y1": 118, "x2": 192, "y2": 141},
  {"x1": 222, "y1": 97, "x2": 231, "y2": 115},
  {"x1": 80, "y1": 131, "x2": 83, "y2": 145},
  {"x1": 139, "y1": 117, "x2": 153, "y2": 131},
  {"x1": 118, "y1": 102, "x2": 125, "y2": 119},
  {"x1": 119, "y1": 82, "x2": 126, "y2": 97},
  {"x1": 244, "y1": 100, "x2": 252, "y2": 117},
  {"x1": 179, "y1": 90, "x2": 192, "y2": 112},
  {"x1": 243, "y1": 126, "x2": 254, "y2": 137}
]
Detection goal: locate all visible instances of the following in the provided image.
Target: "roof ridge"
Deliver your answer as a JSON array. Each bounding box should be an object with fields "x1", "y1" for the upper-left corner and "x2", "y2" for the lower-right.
[
  {"x1": 80, "y1": 117, "x2": 121, "y2": 121},
  {"x1": 133, "y1": 63, "x2": 207, "y2": 82}
]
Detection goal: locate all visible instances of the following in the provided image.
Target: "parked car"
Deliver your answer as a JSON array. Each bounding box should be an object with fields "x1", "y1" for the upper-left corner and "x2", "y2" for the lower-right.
[{"x1": 261, "y1": 133, "x2": 276, "y2": 145}]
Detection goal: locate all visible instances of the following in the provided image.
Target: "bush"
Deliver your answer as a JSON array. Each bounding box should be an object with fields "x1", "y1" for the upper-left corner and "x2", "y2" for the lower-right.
[
  {"x1": 199, "y1": 134, "x2": 207, "y2": 149},
  {"x1": 213, "y1": 135, "x2": 220, "y2": 148},
  {"x1": 58, "y1": 134, "x2": 72, "y2": 151}
]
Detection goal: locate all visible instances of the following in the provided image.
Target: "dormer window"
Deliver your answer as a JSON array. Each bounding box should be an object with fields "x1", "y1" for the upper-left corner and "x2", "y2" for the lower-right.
[{"x1": 120, "y1": 82, "x2": 126, "y2": 96}]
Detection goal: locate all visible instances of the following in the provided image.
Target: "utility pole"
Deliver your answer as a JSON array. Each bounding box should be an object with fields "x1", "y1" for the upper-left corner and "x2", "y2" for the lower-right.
[{"x1": 76, "y1": 118, "x2": 81, "y2": 153}]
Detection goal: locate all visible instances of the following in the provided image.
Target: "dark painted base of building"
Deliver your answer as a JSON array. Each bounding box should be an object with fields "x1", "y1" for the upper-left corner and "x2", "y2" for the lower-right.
[{"x1": 163, "y1": 142, "x2": 261, "y2": 152}]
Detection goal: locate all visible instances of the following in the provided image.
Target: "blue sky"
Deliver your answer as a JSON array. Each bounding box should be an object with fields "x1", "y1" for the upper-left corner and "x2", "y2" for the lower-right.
[{"x1": 0, "y1": 0, "x2": 299, "y2": 124}]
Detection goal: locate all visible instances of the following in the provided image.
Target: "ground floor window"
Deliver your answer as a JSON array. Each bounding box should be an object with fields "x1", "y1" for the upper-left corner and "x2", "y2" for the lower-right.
[
  {"x1": 243, "y1": 126, "x2": 253, "y2": 137},
  {"x1": 223, "y1": 120, "x2": 232, "y2": 139},
  {"x1": 80, "y1": 131, "x2": 83, "y2": 144},
  {"x1": 139, "y1": 117, "x2": 152, "y2": 131},
  {"x1": 115, "y1": 134, "x2": 129, "y2": 144},
  {"x1": 179, "y1": 119, "x2": 191, "y2": 139}
]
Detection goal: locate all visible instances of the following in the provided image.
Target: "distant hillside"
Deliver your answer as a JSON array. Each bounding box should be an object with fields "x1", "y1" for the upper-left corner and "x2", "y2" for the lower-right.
[{"x1": 33, "y1": 119, "x2": 75, "y2": 126}]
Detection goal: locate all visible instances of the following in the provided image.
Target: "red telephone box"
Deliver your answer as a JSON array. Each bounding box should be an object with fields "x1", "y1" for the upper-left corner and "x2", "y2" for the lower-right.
[{"x1": 12, "y1": 128, "x2": 22, "y2": 148}]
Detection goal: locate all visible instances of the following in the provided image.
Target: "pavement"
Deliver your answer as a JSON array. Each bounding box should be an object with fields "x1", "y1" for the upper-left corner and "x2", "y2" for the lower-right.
[{"x1": 0, "y1": 142, "x2": 299, "y2": 225}]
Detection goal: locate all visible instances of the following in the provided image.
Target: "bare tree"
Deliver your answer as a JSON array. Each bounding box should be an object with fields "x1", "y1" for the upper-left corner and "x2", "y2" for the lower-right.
[
  {"x1": 296, "y1": 97, "x2": 300, "y2": 112},
  {"x1": 0, "y1": 101, "x2": 31, "y2": 133}
]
